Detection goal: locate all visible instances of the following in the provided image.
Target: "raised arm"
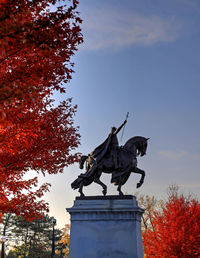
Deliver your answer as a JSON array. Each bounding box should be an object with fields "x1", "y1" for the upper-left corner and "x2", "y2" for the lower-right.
[{"x1": 114, "y1": 120, "x2": 127, "y2": 135}]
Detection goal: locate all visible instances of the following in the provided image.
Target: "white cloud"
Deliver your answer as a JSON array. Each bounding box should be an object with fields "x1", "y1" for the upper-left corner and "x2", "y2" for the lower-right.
[
  {"x1": 81, "y1": 8, "x2": 182, "y2": 51},
  {"x1": 175, "y1": 0, "x2": 199, "y2": 8},
  {"x1": 179, "y1": 183, "x2": 200, "y2": 188},
  {"x1": 159, "y1": 150, "x2": 189, "y2": 160}
]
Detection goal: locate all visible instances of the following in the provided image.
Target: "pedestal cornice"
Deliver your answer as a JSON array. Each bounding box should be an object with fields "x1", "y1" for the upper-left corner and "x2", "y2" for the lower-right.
[{"x1": 67, "y1": 195, "x2": 144, "y2": 222}]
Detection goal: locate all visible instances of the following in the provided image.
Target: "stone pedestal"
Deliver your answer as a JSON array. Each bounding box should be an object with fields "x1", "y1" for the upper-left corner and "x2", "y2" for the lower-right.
[{"x1": 66, "y1": 195, "x2": 144, "y2": 258}]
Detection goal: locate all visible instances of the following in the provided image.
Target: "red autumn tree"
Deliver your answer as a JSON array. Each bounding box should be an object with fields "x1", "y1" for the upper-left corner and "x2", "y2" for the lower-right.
[
  {"x1": 0, "y1": 0, "x2": 83, "y2": 220},
  {"x1": 0, "y1": 0, "x2": 82, "y2": 111},
  {"x1": 143, "y1": 188, "x2": 200, "y2": 257}
]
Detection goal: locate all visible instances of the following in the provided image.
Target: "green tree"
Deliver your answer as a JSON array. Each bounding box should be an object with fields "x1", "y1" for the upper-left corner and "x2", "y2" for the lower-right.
[
  {"x1": 1, "y1": 214, "x2": 62, "y2": 257},
  {"x1": 7, "y1": 250, "x2": 18, "y2": 258},
  {"x1": 0, "y1": 213, "x2": 17, "y2": 256}
]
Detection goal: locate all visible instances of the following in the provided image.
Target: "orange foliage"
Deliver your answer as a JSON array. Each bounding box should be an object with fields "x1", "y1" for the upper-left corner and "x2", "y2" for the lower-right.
[
  {"x1": 143, "y1": 191, "x2": 200, "y2": 257},
  {"x1": 0, "y1": 0, "x2": 83, "y2": 220},
  {"x1": 56, "y1": 224, "x2": 70, "y2": 257}
]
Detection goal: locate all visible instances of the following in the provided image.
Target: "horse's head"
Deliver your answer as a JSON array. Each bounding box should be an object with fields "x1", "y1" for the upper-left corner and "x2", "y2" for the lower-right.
[
  {"x1": 137, "y1": 138, "x2": 149, "y2": 156},
  {"x1": 123, "y1": 136, "x2": 149, "y2": 157}
]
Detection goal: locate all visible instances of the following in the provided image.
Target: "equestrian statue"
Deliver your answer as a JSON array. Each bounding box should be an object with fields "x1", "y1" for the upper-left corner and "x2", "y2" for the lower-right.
[{"x1": 71, "y1": 116, "x2": 149, "y2": 196}]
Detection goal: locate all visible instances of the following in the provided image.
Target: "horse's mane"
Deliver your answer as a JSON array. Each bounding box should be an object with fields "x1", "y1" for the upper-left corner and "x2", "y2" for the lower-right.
[{"x1": 123, "y1": 136, "x2": 146, "y2": 151}]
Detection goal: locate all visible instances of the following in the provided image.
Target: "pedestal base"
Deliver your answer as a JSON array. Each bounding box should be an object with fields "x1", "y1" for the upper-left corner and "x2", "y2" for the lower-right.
[{"x1": 66, "y1": 195, "x2": 144, "y2": 258}]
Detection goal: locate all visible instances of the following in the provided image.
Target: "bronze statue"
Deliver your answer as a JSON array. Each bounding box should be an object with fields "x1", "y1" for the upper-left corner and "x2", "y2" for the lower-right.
[{"x1": 71, "y1": 119, "x2": 149, "y2": 196}]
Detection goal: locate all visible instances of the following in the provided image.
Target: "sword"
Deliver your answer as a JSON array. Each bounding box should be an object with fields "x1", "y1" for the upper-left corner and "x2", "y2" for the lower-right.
[{"x1": 120, "y1": 112, "x2": 129, "y2": 142}]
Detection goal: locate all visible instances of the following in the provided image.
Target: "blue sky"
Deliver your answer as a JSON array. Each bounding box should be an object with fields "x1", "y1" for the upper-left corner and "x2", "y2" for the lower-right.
[{"x1": 38, "y1": 0, "x2": 200, "y2": 228}]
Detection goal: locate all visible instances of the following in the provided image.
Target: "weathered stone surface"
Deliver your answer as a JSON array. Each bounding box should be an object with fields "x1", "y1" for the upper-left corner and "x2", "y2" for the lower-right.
[{"x1": 66, "y1": 195, "x2": 144, "y2": 258}]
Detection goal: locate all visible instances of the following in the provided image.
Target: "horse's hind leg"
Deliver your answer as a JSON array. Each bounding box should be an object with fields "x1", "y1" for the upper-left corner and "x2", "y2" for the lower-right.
[
  {"x1": 133, "y1": 167, "x2": 145, "y2": 188},
  {"x1": 117, "y1": 180, "x2": 124, "y2": 196},
  {"x1": 94, "y1": 173, "x2": 107, "y2": 196},
  {"x1": 78, "y1": 182, "x2": 85, "y2": 197}
]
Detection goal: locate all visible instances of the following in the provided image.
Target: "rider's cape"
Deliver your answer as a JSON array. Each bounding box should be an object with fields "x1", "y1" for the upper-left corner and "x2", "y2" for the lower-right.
[
  {"x1": 71, "y1": 133, "x2": 113, "y2": 189},
  {"x1": 90, "y1": 134, "x2": 110, "y2": 161},
  {"x1": 71, "y1": 132, "x2": 119, "y2": 190}
]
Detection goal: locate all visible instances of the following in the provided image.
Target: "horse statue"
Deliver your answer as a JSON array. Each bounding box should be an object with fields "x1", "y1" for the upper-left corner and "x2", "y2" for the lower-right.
[{"x1": 71, "y1": 120, "x2": 149, "y2": 196}]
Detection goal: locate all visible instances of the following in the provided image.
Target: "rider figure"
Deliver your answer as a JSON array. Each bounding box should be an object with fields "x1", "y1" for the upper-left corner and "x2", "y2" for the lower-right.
[
  {"x1": 79, "y1": 120, "x2": 127, "y2": 170},
  {"x1": 109, "y1": 120, "x2": 127, "y2": 169}
]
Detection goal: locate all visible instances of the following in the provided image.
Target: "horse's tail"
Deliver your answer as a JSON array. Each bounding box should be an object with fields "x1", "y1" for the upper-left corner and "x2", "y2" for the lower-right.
[
  {"x1": 79, "y1": 155, "x2": 88, "y2": 169},
  {"x1": 71, "y1": 172, "x2": 95, "y2": 190},
  {"x1": 71, "y1": 176, "x2": 83, "y2": 190}
]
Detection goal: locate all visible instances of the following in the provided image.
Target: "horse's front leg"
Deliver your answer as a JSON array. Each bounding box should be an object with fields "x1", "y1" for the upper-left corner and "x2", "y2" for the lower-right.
[
  {"x1": 94, "y1": 172, "x2": 107, "y2": 196},
  {"x1": 133, "y1": 167, "x2": 145, "y2": 188},
  {"x1": 116, "y1": 166, "x2": 131, "y2": 196}
]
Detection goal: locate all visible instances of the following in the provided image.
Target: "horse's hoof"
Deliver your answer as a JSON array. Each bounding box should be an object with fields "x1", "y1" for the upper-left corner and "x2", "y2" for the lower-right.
[
  {"x1": 102, "y1": 189, "x2": 107, "y2": 196},
  {"x1": 118, "y1": 191, "x2": 124, "y2": 196},
  {"x1": 79, "y1": 191, "x2": 85, "y2": 197}
]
